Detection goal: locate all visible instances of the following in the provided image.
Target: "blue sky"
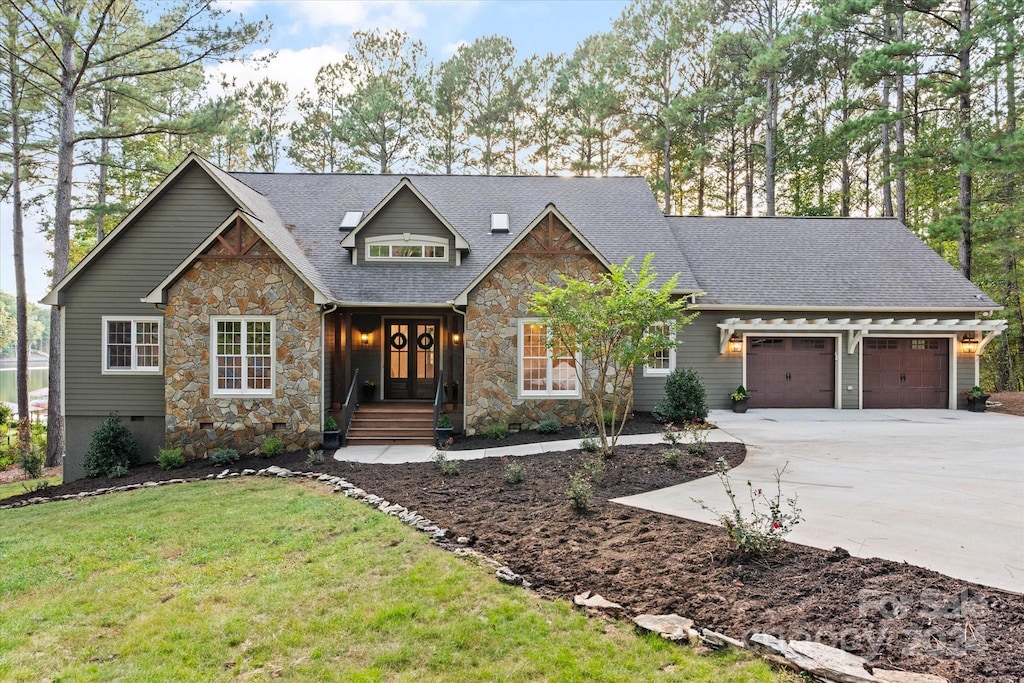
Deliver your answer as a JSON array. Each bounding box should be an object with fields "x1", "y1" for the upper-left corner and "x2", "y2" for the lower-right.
[{"x1": 1, "y1": 0, "x2": 630, "y2": 303}]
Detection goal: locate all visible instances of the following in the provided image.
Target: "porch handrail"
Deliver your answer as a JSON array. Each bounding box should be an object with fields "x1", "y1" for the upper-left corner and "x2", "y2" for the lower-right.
[
  {"x1": 432, "y1": 367, "x2": 446, "y2": 441},
  {"x1": 339, "y1": 367, "x2": 360, "y2": 447}
]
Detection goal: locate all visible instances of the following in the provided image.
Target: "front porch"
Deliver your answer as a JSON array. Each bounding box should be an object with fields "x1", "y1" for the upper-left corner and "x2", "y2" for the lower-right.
[{"x1": 325, "y1": 309, "x2": 463, "y2": 445}]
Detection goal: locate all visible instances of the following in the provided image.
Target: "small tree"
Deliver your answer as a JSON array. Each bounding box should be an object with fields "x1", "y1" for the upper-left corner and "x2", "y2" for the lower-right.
[{"x1": 529, "y1": 255, "x2": 697, "y2": 455}]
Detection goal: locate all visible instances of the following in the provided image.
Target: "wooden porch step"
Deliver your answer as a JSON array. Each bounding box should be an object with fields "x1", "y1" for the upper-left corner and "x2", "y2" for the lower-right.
[{"x1": 345, "y1": 401, "x2": 436, "y2": 445}]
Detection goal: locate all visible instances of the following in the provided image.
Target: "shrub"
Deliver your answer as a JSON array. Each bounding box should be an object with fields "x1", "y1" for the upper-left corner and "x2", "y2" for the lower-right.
[
  {"x1": 20, "y1": 448, "x2": 44, "y2": 479},
  {"x1": 579, "y1": 435, "x2": 599, "y2": 453},
  {"x1": 157, "y1": 447, "x2": 185, "y2": 470},
  {"x1": 566, "y1": 473, "x2": 593, "y2": 512},
  {"x1": 437, "y1": 413, "x2": 453, "y2": 429},
  {"x1": 306, "y1": 449, "x2": 325, "y2": 466},
  {"x1": 502, "y1": 458, "x2": 525, "y2": 484},
  {"x1": 323, "y1": 415, "x2": 338, "y2": 431},
  {"x1": 481, "y1": 422, "x2": 509, "y2": 440},
  {"x1": 260, "y1": 437, "x2": 285, "y2": 457},
  {"x1": 693, "y1": 459, "x2": 803, "y2": 557},
  {"x1": 653, "y1": 368, "x2": 708, "y2": 424},
  {"x1": 83, "y1": 413, "x2": 140, "y2": 478},
  {"x1": 581, "y1": 455, "x2": 605, "y2": 484},
  {"x1": 433, "y1": 451, "x2": 460, "y2": 476},
  {"x1": 535, "y1": 419, "x2": 561, "y2": 434},
  {"x1": 0, "y1": 403, "x2": 11, "y2": 424},
  {"x1": 685, "y1": 422, "x2": 710, "y2": 456},
  {"x1": 210, "y1": 448, "x2": 239, "y2": 466},
  {"x1": 662, "y1": 447, "x2": 683, "y2": 468}
]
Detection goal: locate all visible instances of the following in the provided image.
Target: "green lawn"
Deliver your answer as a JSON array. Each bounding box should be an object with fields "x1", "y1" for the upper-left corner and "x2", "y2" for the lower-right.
[
  {"x1": 0, "y1": 474, "x2": 62, "y2": 501},
  {"x1": 0, "y1": 478, "x2": 790, "y2": 681}
]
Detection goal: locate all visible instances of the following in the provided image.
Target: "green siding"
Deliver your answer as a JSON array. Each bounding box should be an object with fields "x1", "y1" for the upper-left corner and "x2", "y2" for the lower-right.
[
  {"x1": 635, "y1": 310, "x2": 972, "y2": 412},
  {"x1": 62, "y1": 164, "x2": 238, "y2": 477},
  {"x1": 65, "y1": 415, "x2": 165, "y2": 481},
  {"x1": 354, "y1": 187, "x2": 454, "y2": 264}
]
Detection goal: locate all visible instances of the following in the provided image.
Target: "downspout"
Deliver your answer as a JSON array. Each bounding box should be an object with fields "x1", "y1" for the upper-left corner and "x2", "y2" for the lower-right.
[{"x1": 320, "y1": 304, "x2": 338, "y2": 432}]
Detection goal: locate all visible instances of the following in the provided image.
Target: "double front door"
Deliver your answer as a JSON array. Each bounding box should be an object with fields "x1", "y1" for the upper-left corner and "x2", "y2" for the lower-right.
[{"x1": 384, "y1": 320, "x2": 438, "y2": 400}]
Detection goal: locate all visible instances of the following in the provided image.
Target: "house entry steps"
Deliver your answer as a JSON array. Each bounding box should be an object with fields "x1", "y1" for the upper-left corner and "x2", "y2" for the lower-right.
[{"x1": 347, "y1": 402, "x2": 436, "y2": 445}]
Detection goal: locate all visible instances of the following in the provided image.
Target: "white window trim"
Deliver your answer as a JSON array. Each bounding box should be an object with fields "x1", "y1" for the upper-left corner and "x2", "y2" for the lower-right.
[
  {"x1": 643, "y1": 321, "x2": 677, "y2": 377},
  {"x1": 101, "y1": 316, "x2": 163, "y2": 374},
  {"x1": 210, "y1": 315, "x2": 276, "y2": 397},
  {"x1": 517, "y1": 318, "x2": 581, "y2": 398},
  {"x1": 365, "y1": 233, "x2": 449, "y2": 262}
]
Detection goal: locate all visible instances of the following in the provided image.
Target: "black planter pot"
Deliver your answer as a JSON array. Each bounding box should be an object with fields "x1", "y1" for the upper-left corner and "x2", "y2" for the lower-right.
[
  {"x1": 322, "y1": 430, "x2": 341, "y2": 449},
  {"x1": 966, "y1": 395, "x2": 990, "y2": 413},
  {"x1": 361, "y1": 385, "x2": 376, "y2": 403},
  {"x1": 435, "y1": 427, "x2": 454, "y2": 447},
  {"x1": 731, "y1": 397, "x2": 749, "y2": 413}
]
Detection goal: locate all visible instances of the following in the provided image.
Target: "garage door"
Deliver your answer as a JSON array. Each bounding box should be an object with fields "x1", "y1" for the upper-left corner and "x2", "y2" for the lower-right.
[
  {"x1": 746, "y1": 337, "x2": 835, "y2": 408},
  {"x1": 863, "y1": 338, "x2": 949, "y2": 408}
]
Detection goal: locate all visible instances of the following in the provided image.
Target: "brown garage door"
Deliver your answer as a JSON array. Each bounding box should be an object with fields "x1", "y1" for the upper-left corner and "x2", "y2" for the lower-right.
[
  {"x1": 746, "y1": 337, "x2": 835, "y2": 408},
  {"x1": 863, "y1": 338, "x2": 949, "y2": 408}
]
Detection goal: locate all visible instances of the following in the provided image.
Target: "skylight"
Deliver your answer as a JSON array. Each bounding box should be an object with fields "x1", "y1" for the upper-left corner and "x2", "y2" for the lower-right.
[
  {"x1": 490, "y1": 213, "x2": 509, "y2": 233},
  {"x1": 340, "y1": 211, "x2": 363, "y2": 229}
]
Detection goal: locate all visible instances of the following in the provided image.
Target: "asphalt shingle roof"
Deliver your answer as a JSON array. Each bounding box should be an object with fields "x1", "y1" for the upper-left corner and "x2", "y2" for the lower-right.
[
  {"x1": 228, "y1": 173, "x2": 699, "y2": 304},
  {"x1": 667, "y1": 216, "x2": 997, "y2": 309}
]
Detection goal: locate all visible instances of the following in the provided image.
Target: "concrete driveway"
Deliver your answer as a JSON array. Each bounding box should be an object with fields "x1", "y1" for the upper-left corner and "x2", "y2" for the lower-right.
[{"x1": 613, "y1": 409, "x2": 1024, "y2": 594}]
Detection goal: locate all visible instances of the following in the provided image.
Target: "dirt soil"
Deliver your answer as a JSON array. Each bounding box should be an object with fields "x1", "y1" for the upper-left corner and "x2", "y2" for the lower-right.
[
  {"x1": 5, "y1": 443, "x2": 1022, "y2": 682},
  {"x1": 987, "y1": 391, "x2": 1024, "y2": 417}
]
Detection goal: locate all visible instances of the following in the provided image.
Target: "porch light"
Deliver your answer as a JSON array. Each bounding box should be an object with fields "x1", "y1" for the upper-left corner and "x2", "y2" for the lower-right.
[
  {"x1": 452, "y1": 332, "x2": 460, "y2": 346},
  {"x1": 361, "y1": 332, "x2": 370, "y2": 346},
  {"x1": 728, "y1": 333, "x2": 743, "y2": 354},
  {"x1": 961, "y1": 332, "x2": 978, "y2": 354}
]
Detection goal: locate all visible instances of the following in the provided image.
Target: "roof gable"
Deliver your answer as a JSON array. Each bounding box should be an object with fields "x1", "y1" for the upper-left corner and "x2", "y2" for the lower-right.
[
  {"x1": 339, "y1": 177, "x2": 470, "y2": 251},
  {"x1": 454, "y1": 205, "x2": 610, "y2": 305}
]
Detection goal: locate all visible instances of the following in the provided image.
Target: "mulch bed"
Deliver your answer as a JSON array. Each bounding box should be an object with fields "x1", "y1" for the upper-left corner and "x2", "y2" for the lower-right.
[
  {"x1": 448, "y1": 411, "x2": 672, "y2": 450},
  {"x1": 4, "y1": 442, "x2": 1022, "y2": 681}
]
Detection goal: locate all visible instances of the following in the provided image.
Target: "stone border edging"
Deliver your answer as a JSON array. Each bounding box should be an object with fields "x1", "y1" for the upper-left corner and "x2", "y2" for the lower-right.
[{"x1": 0, "y1": 465, "x2": 947, "y2": 682}]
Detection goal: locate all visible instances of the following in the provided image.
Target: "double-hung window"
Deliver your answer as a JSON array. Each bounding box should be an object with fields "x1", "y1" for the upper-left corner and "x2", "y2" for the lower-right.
[
  {"x1": 102, "y1": 317, "x2": 161, "y2": 373},
  {"x1": 643, "y1": 321, "x2": 677, "y2": 377},
  {"x1": 518, "y1": 319, "x2": 579, "y2": 397},
  {"x1": 211, "y1": 316, "x2": 274, "y2": 396}
]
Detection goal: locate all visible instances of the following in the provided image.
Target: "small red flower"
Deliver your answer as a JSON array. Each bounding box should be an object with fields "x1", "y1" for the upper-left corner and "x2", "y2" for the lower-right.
[{"x1": 772, "y1": 521, "x2": 781, "y2": 529}]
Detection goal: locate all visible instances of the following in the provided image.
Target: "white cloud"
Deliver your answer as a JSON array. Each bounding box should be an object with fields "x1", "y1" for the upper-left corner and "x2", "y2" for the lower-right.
[
  {"x1": 288, "y1": 1, "x2": 429, "y2": 33},
  {"x1": 441, "y1": 40, "x2": 468, "y2": 57}
]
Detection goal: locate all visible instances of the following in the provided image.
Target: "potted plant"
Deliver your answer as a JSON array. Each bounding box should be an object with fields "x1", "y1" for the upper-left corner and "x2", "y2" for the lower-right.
[
  {"x1": 322, "y1": 415, "x2": 340, "y2": 449},
  {"x1": 435, "y1": 413, "x2": 454, "y2": 446},
  {"x1": 961, "y1": 386, "x2": 991, "y2": 413},
  {"x1": 729, "y1": 385, "x2": 750, "y2": 413},
  {"x1": 361, "y1": 380, "x2": 377, "y2": 403}
]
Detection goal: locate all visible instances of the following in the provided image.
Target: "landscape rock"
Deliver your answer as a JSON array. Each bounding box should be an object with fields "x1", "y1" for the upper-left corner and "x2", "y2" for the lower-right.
[
  {"x1": 496, "y1": 567, "x2": 524, "y2": 586},
  {"x1": 787, "y1": 640, "x2": 875, "y2": 683},
  {"x1": 573, "y1": 591, "x2": 623, "y2": 610},
  {"x1": 633, "y1": 614, "x2": 699, "y2": 643},
  {"x1": 700, "y1": 629, "x2": 745, "y2": 650}
]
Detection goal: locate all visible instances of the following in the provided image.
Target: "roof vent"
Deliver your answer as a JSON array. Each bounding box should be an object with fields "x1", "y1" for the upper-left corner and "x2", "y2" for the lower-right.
[
  {"x1": 340, "y1": 211, "x2": 363, "y2": 229},
  {"x1": 490, "y1": 213, "x2": 509, "y2": 233}
]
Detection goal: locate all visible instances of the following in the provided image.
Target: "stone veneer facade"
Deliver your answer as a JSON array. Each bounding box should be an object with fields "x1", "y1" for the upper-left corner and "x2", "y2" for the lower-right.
[
  {"x1": 164, "y1": 234, "x2": 321, "y2": 458},
  {"x1": 464, "y1": 216, "x2": 628, "y2": 433}
]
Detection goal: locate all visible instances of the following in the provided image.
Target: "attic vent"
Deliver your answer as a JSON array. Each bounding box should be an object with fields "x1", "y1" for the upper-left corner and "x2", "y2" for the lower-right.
[
  {"x1": 340, "y1": 211, "x2": 363, "y2": 229},
  {"x1": 490, "y1": 213, "x2": 509, "y2": 233}
]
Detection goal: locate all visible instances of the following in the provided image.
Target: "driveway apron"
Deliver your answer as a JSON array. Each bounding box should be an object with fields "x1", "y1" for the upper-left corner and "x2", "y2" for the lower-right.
[{"x1": 613, "y1": 409, "x2": 1024, "y2": 594}]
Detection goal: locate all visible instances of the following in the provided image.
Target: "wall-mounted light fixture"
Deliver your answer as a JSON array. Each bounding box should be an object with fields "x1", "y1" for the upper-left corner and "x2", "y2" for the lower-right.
[
  {"x1": 960, "y1": 332, "x2": 978, "y2": 354},
  {"x1": 728, "y1": 333, "x2": 743, "y2": 354},
  {"x1": 452, "y1": 332, "x2": 460, "y2": 346},
  {"x1": 360, "y1": 332, "x2": 370, "y2": 346}
]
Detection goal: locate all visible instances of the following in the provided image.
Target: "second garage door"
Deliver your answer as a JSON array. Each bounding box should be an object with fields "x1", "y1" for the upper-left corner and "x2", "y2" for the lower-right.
[
  {"x1": 862, "y1": 337, "x2": 949, "y2": 408},
  {"x1": 746, "y1": 337, "x2": 836, "y2": 408}
]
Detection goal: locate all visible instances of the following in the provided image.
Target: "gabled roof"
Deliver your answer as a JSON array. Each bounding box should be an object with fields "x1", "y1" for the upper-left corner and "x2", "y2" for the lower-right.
[
  {"x1": 338, "y1": 177, "x2": 470, "y2": 251},
  {"x1": 667, "y1": 216, "x2": 998, "y2": 310},
  {"x1": 142, "y1": 210, "x2": 330, "y2": 305},
  {"x1": 453, "y1": 204, "x2": 611, "y2": 305},
  {"x1": 230, "y1": 172, "x2": 700, "y2": 305}
]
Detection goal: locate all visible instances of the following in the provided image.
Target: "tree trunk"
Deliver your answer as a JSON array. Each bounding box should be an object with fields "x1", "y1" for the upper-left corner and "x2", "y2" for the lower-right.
[
  {"x1": 764, "y1": 76, "x2": 777, "y2": 216},
  {"x1": 880, "y1": 14, "x2": 894, "y2": 217},
  {"x1": 1002, "y1": 29, "x2": 1022, "y2": 390},
  {"x1": 895, "y1": 10, "x2": 907, "y2": 224},
  {"x1": 46, "y1": 28, "x2": 77, "y2": 468},
  {"x1": 6, "y1": 33, "x2": 31, "y2": 462},
  {"x1": 660, "y1": 128, "x2": 672, "y2": 214},
  {"x1": 957, "y1": 0, "x2": 973, "y2": 279},
  {"x1": 96, "y1": 89, "x2": 111, "y2": 240},
  {"x1": 745, "y1": 123, "x2": 754, "y2": 216}
]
